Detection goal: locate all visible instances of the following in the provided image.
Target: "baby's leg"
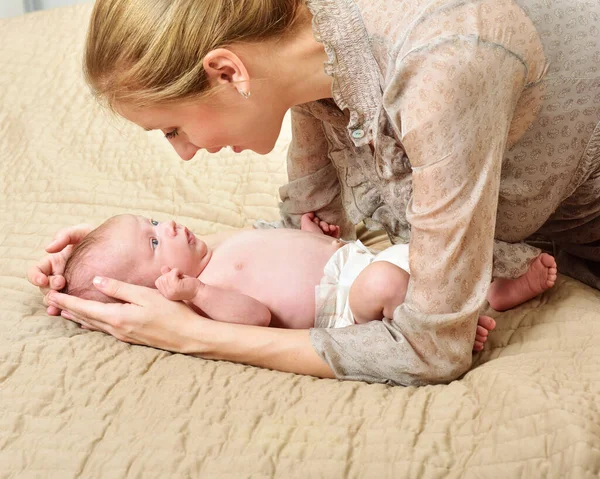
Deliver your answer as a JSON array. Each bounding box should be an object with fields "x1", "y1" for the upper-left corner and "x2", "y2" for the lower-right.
[
  {"x1": 349, "y1": 261, "x2": 496, "y2": 352},
  {"x1": 349, "y1": 261, "x2": 410, "y2": 323},
  {"x1": 487, "y1": 253, "x2": 558, "y2": 311}
]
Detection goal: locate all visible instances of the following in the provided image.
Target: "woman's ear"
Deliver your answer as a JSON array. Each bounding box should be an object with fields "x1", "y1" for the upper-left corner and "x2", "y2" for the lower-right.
[{"x1": 203, "y1": 48, "x2": 251, "y2": 96}]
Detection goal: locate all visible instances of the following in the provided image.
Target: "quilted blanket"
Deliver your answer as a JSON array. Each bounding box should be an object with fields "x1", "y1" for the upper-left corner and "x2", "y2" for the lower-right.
[{"x1": 1, "y1": 4, "x2": 599, "y2": 478}]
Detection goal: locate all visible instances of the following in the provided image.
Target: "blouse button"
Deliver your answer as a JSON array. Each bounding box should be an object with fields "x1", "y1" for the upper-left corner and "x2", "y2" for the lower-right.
[{"x1": 351, "y1": 129, "x2": 365, "y2": 139}]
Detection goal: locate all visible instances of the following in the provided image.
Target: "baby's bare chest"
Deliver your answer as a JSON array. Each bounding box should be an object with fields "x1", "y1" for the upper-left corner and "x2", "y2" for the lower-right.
[
  {"x1": 198, "y1": 230, "x2": 342, "y2": 326},
  {"x1": 202, "y1": 231, "x2": 338, "y2": 288}
]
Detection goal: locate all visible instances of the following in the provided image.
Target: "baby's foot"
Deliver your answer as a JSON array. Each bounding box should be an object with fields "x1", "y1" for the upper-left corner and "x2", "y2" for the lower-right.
[
  {"x1": 301, "y1": 212, "x2": 326, "y2": 234},
  {"x1": 300, "y1": 212, "x2": 340, "y2": 238},
  {"x1": 473, "y1": 315, "x2": 496, "y2": 352},
  {"x1": 487, "y1": 253, "x2": 557, "y2": 312}
]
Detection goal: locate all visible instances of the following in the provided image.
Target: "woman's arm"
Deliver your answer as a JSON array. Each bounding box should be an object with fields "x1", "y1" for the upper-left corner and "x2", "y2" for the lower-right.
[
  {"x1": 309, "y1": 38, "x2": 534, "y2": 385},
  {"x1": 45, "y1": 278, "x2": 335, "y2": 378},
  {"x1": 197, "y1": 319, "x2": 334, "y2": 377},
  {"x1": 279, "y1": 106, "x2": 355, "y2": 239}
]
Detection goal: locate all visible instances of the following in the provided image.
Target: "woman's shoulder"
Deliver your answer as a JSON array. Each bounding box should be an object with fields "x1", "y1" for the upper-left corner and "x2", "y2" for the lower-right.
[{"x1": 356, "y1": 0, "x2": 546, "y2": 79}]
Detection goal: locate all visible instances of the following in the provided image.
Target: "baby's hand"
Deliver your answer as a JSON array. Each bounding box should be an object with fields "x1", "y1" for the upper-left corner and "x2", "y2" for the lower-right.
[
  {"x1": 300, "y1": 212, "x2": 341, "y2": 238},
  {"x1": 155, "y1": 267, "x2": 201, "y2": 301}
]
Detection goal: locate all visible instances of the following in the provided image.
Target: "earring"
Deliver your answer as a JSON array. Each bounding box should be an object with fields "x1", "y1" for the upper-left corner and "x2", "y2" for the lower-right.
[{"x1": 238, "y1": 89, "x2": 251, "y2": 99}]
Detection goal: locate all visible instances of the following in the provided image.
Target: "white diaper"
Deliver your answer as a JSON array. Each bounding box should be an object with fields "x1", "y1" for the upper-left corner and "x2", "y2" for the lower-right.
[{"x1": 314, "y1": 240, "x2": 410, "y2": 329}]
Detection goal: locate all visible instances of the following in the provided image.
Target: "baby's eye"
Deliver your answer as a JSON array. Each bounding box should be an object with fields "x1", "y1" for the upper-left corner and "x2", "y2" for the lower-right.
[
  {"x1": 151, "y1": 238, "x2": 159, "y2": 249},
  {"x1": 150, "y1": 219, "x2": 159, "y2": 226},
  {"x1": 165, "y1": 129, "x2": 179, "y2": 140}
]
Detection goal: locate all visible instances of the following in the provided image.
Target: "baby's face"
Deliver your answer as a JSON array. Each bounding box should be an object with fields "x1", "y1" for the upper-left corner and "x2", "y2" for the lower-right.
[{"x1": 109, "y1": 214, "x2": 207, "y2": 285}]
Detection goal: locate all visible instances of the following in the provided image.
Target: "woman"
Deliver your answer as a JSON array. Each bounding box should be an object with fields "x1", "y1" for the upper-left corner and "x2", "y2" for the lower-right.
[{"x1": 29, "y1": 0, "x2": 600, "y2": 385}]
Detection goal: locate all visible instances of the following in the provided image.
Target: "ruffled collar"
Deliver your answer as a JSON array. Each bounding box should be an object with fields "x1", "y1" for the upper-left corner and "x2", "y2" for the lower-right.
[{"x1": 306, "y1": 0, "x2": 382, "y2": 147}]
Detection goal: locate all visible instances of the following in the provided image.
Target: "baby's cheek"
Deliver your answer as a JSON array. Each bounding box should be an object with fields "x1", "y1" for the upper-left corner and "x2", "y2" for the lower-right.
[{"x1": 178, "y1": 256, "x2": 197, "y2": 277}]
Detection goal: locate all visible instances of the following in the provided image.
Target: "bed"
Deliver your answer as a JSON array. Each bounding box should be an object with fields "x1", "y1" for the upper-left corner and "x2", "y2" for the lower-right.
[{"x1": 1, "y1": 4, "x2": 599, "y2": 478}]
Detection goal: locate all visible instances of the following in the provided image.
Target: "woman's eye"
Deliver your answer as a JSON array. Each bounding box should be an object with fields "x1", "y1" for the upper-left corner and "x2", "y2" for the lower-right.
[
  {"x1": 150, "y1": 219, "x2": 158, "y2": 226},
  {"x1": 165, "y1": 129, "x2": 179, "y2": 140},
  {"x1": 151, "y1": 238, "x2": 159, "y2": 249}
]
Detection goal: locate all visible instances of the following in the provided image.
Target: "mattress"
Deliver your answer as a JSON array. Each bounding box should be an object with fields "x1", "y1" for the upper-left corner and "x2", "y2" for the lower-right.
[{"x1": 1, "y1": 4, "x2": 599, "y2": 478}]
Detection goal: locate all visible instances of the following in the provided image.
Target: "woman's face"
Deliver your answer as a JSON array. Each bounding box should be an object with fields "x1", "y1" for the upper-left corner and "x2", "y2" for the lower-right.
[{"x1": 117, "y1": 86, "x2": 287, "y2": 160}]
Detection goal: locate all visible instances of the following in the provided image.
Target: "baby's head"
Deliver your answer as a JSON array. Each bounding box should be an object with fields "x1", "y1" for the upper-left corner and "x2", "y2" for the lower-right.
[{"x1": 63, "y1": 214, "x2": 207, "y2": 302}]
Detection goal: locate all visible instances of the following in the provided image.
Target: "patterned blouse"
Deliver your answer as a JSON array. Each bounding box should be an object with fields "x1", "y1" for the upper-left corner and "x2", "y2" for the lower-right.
[{"x1": 279, "y1": 0, "x2": 600, "y2": 385}]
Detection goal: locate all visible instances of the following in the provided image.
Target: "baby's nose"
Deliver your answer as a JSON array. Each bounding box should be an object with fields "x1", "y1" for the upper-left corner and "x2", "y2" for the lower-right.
[{"x1": 161, "y1": 220, "x2": 177, "y2": 237}]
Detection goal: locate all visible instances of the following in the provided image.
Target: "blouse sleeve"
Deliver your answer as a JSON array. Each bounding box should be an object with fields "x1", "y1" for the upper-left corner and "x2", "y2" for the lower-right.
[
  {"x1": 310, "y1": 38, "x2": 529, "y2": 385},
  {"x1": 279, "y1": 106, "x2": 355, "y2": 239}
]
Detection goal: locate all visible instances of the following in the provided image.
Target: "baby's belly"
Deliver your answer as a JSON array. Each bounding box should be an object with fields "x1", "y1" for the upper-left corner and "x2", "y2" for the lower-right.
[
  {"x1": 203, "y1": 230, "x2": 344, "y2": 329},
  {"x1": 249, "y1": 260, "x2": 327, "y2": 329}
]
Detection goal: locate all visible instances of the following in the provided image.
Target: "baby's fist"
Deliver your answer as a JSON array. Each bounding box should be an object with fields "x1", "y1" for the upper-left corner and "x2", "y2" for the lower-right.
[{"x1": 155, "y1": 267, "x2": 200, "y2": 301}]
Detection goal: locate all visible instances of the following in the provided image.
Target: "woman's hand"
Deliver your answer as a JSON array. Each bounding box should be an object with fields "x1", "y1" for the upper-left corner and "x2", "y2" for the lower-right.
[
  {"x1": 27, "y1": 223, "x2": 94, "y2": 315},
  {"x1": 45, "y1": 276, "x2": 334, "y2": 378},
  {"x1": 45, "y1": 277, "x2": 207, "y2": 354}
]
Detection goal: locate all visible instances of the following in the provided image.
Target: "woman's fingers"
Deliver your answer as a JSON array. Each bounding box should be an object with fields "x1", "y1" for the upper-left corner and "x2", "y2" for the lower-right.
[
  {"x1": 91, "y1": 277, "x2": 157, "y2": 305},
  {"x1": 28, "y1": 250, "x2": 71, "y2": 290},
  {"x1": 49, "y1": 275, "x2": 66, "y2": 291},
  {"x1": 45, "y1": 224, "x2": 94, "y2": 253},
  {"x1": 27, "y1": 258, "x2": 54, "y2": 286},
  {"x1": 29, "y1": 224, "x2": 93, "y2": 292},
  {"x1": 48, "y1": 278, "x2": 157, "y2": 316},
  {"x1": 59, "y1": 300, "x2": 140, "y2": 345},
  {"x1": 63, "y1": 309, "x2": 131, "y2": 341},
  {"x1": 45, "y1": 234, "x2": 74, "y2": 253},
  {"x1": 48, "y1": 291, "x2": 118, "y2": 324},
  {"x1": 62, "y1": 310, "x2": 106, "y2": 334}
]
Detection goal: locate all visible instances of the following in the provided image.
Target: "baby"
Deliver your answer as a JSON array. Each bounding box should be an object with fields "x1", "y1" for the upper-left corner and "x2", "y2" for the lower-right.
[{"x1": 62, "y1": 213, "x2": 557, "y2": 351}]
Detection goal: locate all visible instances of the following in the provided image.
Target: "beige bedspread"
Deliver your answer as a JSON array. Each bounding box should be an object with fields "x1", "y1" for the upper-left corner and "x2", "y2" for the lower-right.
[{"x1": 1, "y1": 4, "x2": 599, "y2": 478}]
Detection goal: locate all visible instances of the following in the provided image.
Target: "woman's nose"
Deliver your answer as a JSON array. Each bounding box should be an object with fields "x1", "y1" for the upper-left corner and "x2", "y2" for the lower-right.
[{"x1": 173, "y1": 142, "x2": 199, "y2": 161}]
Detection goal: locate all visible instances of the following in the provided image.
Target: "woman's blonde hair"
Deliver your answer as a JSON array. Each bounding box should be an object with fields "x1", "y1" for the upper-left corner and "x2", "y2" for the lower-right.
[{"x1": 84, "y1": 0, "x2": 307, "y2": 109}]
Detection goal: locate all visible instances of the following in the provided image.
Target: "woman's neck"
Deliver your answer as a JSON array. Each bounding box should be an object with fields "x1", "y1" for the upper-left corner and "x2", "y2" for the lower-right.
[{"x1": 233, "y1": 13, "x2": 333, "y2": 109}]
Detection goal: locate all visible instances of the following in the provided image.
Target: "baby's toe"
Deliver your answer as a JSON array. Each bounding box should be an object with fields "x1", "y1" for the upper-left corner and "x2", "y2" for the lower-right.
[
  {"x1": 478, "y1": 315, "x2": 496, "y2": 332},
  {"x1": 539, "y1": 253, "x2": 556, "y2": 268}
]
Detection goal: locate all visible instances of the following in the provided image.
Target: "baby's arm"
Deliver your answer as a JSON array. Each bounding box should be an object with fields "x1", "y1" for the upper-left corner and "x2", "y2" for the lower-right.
[{"x1": 156, "y1": 268, "x2": 271, "y2": 327}]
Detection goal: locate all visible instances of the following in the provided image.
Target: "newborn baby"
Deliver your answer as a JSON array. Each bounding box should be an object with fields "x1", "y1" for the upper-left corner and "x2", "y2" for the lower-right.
[{"x1": 62, "y1": 213, "x2": 557, "y2": 351}]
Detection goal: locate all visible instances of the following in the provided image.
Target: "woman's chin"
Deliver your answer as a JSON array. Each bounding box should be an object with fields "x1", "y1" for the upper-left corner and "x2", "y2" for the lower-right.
[{"x1": 254, "y1": 142, "x2": 277, "y2": 156}]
